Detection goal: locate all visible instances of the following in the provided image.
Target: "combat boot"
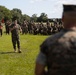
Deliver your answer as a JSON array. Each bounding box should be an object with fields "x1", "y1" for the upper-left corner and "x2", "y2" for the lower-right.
[
  {"x1": 14, "y1": 49, "x2": 17, "y2": 53},
  {"x1": 18, "y1": 49, "x2": 21, "y2": 53}
]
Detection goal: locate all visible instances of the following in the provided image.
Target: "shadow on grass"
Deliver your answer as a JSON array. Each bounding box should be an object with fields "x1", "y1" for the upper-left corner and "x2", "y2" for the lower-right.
[{"x1": 0, "y1": 51, "x2": 15, "y2": 54}]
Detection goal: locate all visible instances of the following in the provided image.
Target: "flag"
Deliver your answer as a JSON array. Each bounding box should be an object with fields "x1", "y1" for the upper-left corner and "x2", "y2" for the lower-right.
[{"x1": 1, "y1": 18, "x2": 4, "y2": 23}]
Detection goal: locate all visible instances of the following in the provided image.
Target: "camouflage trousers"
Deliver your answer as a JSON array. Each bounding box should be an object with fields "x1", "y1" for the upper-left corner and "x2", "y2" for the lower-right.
[
  {"x1": 12, "y1": 36, "x2": 20, "y2": 50},
  {"x1": 0, "y1": 29, "x2": 2, "y2": 36}
]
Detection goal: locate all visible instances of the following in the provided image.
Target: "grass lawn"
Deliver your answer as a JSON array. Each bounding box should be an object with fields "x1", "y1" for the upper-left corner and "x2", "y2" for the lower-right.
[{"x1": 0, "y1": 33, "x2": 48, "y2": 75}]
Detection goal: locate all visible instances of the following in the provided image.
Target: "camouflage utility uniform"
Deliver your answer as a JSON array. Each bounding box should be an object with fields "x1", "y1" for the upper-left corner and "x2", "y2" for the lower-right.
[
  {"x1": 37, "y1": 29, "x2": 76, "y2": 75},
  {"x1": 9, "y1": 24, "x2": 21, "y2": 51},
  {"x1": 0, "y1": 24, "x2": 3, "y2": 36}
]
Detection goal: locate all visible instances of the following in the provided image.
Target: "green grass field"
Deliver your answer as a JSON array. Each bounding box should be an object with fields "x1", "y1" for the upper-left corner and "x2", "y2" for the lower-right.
[{"x1": 0, "y1": 33, "x2": 48, "y2": 75}]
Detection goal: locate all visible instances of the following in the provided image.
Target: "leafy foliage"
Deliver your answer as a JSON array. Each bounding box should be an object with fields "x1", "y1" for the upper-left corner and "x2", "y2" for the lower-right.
[
  {"x1": 31, "y1": 14, "x2": 37, "y2": 22},
  {"x1": 0, "y1": 6, "x2": 12, "y2": 22},
  {"x1": 0, "y1": 5, "x2": 49, "y2": 23},
  {"x1": 22, "y1": 14, "x2": 30, "y2": 21},
  {"x1": 11, "y1": 8, "x2": 22, "y2": 22},
  {"x1": 37, "y1": 13, "x2": 48, "y2": 22}
]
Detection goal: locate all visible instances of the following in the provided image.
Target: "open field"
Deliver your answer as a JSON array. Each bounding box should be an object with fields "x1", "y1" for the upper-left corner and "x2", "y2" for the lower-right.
[{"x1": 0, "y1": 34, "x2": 48, "y2": 75}]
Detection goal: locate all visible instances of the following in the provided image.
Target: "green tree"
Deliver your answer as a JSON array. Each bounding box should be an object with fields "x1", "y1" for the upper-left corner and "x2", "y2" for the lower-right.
[
  {"x1": 31, "y1": 14, "x2": 37, "y2": 22},
  {"x1": 0, "y1": 6, "x2": 12, "y2": 22},
  {"x1": 22, "y1": 14, "x2": 30, "y2": 21},
  {"x1": 38, "y1": 13, "x2": 48, "y2": 22},
  {"x1": 11, "y1": 8, "x2": 22, "y2": 22}
]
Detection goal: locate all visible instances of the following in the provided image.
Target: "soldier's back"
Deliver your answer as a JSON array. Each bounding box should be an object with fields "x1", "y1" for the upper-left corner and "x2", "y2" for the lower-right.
[{"x1": 41, "y1": 29, "x2": 76, "y2": 75}]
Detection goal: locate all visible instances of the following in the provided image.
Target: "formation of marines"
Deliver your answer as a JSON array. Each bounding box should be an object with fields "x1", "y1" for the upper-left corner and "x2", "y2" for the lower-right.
[
  {"x1": 0, "y1": 19, "x2": 64, "y2": 36},
  {"x1": 20, "y1": 20, "x2": 63, "y2": 35}
]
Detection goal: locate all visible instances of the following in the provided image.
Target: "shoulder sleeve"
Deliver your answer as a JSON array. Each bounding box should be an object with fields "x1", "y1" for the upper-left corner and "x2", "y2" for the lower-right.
[
  {"x1": 40, "y1": 37, "x2": 51, "y2": 55},
  {"x1": 40, "y1": 32, "x2": 64, "y2": 55},
  {"x1": 36, "y1": 52, "x2": 47, "y2": 65},
  {"x1": 40, "y1": 35, "x2": 56, "y2": 55},
  {"x1": 40, "y1": 40, "x2": 47, "y2": 54}
]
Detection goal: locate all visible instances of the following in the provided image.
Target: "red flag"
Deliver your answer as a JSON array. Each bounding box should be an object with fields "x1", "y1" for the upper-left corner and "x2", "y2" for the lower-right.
[{"x1": 1, "y1": 18, "x2": 4, "y2": 23}]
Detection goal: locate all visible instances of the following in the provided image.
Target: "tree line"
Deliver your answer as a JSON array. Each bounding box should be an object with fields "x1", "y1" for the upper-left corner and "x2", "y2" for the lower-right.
[{"x1": 0, "y1": 5, "x2": 52, "y2": 23}]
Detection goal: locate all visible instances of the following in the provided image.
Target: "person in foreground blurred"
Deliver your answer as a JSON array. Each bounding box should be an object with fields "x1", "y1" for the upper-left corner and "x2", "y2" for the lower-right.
[
  {"x1": 9, "y1": 19, "x2": 22, "y2": 53},
  {"x1": 35, "y1": 4, "x2": 76, "y2": 75}
]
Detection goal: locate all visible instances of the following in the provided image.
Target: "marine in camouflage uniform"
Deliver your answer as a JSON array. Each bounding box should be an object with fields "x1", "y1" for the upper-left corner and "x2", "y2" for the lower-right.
[
  {"x1": 43, "y1": 25, "x2": 48, "y2": 35},
  {"x1": 5, "y1": 20, "x2": 10, "y2": 35},
  {"x1": 35, "y1": 5, "x2": 76, "y2": 75},
  {"x1": 9, "y1": 19, "x2": 22, "y2": 53},
  {"x1": 21, "y1": 20, "x2": 28, "y2": 34},
  {"x1": 0, "y1": 22, "x2": 3, "y2": 37},
  {"x1": 39, "y1": 22, "x2": 44, "y2": 35}
]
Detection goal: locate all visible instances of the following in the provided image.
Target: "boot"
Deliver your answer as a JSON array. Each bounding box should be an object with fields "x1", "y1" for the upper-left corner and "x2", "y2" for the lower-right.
[{"x1": 18, "y1": 49, "x2": 21, "y2": 53}]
